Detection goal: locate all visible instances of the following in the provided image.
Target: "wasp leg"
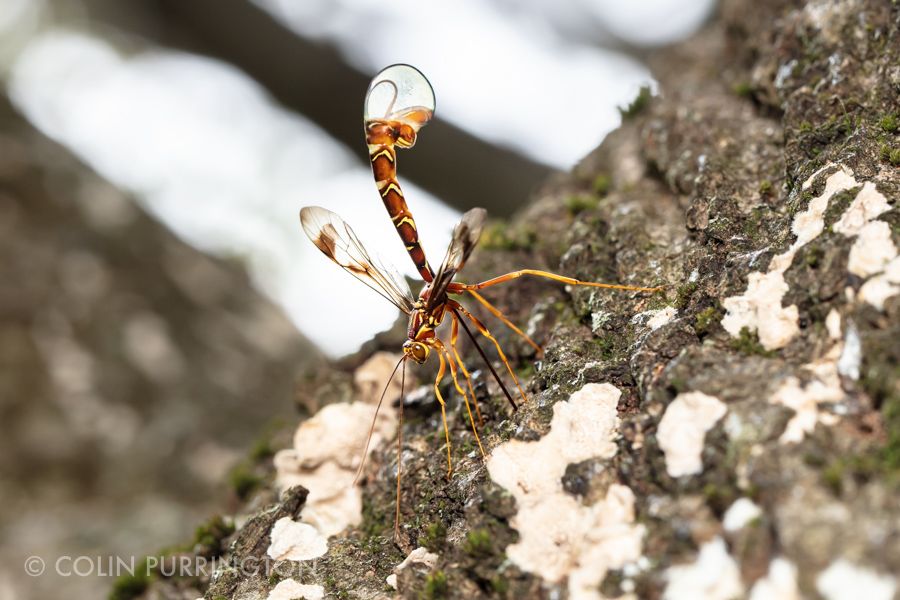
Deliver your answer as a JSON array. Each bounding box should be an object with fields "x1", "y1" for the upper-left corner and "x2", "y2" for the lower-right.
[
  {"x1": 449, "y1": 312, "x2": 484, "y2": 426},
  {"x1": 448, "y1": 300, "x2": 529, "y2": 406},
  {"x1": 435, "y1": 335, "x2": 485, "y2": 458},
  {"x1": 466, "y1": 289, "x2": 541, "y2": 354},
  {"x1": 457, "y1": 269, "x2": 663, "y2": 292},
  {"x1": 433, "y1": 350, "x2": 453, "y2": 479}
]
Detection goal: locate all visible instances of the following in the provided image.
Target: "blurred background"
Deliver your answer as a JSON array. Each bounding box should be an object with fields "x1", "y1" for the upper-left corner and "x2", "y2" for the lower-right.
[{"x1": 0, "y1": 0, "x2": 715, "y2": 597}]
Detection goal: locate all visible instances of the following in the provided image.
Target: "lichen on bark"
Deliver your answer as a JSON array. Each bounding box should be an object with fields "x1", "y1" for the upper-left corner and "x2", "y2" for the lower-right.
[{"x1": 134, "y1": 0, "x2": 900, "y2": 598}]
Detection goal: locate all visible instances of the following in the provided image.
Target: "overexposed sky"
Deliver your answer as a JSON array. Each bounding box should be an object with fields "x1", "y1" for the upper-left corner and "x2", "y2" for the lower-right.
[{"x1": 6, "y1": 0, "x2": 714, "y2": 356}]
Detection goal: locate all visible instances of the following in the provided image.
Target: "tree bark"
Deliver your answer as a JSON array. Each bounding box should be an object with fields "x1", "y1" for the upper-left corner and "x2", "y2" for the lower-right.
[{"x1": 131, "y1": 0, "x2": 900, "y2": 598}]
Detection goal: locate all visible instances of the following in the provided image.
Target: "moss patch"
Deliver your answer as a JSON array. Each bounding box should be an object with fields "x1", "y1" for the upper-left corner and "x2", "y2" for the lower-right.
[{"x1": 730, "y1": 327, "x2": 776, "y2": 358}]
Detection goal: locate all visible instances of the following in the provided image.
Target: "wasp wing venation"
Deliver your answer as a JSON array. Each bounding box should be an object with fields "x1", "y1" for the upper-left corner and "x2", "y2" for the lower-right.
[
  {"x1": 300, "y1": 206, "x2": 414, "y2": 313},
  {"x1": 426, "y1": 208, "x2": 487, "y2": 312}
]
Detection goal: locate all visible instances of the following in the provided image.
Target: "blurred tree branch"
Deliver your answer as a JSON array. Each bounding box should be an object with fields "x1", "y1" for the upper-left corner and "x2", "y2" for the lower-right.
[{"x1": 81, "y1": 0, "x2": 555, "y2": 217}]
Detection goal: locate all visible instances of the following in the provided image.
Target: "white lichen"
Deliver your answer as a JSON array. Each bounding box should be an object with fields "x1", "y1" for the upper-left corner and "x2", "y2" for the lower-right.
[
  {"x1": 816, "y1": 559, "x2": 897, "y2": 600},
  {"x1": 486, "y1": 384, "x2": 645, "y2": 598},
  {"x1": 748, "y1": 558, "x2": 801, "y2": 600},
  {"x1": 266, "y1": 517, "x2": 328, "y2": 561},
  {"x1": 830, "y1": 180, "x2": 899, "y2": 310},
  {"x1": 656, "y1": 391, "x2": 727, "y2": 477},
  {"x1": 832, "y1": 181, "x2": 891, "y2": 236},
  {"x1": 825, "y1": 308, "x2": 841, "y2": 340},
  {"x1": 386, "y1": 547, "x2": 439, "y2": 589},
  {"x1": 274, "y1": 352, "x2": 400, "y2": 537},
  {"x1": 837, "y1": 321, "x2": 860, "y2": 380},
  {"x1": 722, "y1": 497, "x2": 763, "y2": 532},
  {"x1": 847, "y1": 221, "x2": 897, "y2": 277},
  {"x1": 770, "y1": 343, "x2": 845, "y2": 444},
  {"x1": 647, "y1": 306, "x2": 678, "y2": 330},
  {"x1": 591, "y1": 310, "x2": 611, "y2": 333},
  {"x1": 662, "y1": 537, "x2": 744, "y2": 600},
  {"x1": 266, "y1": 580, "x2": 325, "y2": 600},
  {"x1": 489, "y1": 383, "x2": 620, "y2": 502},
  {"x1": 722, "y1": 167, "x2": 864, "y2": 350},
  {"x1": 858, "y1": 255, "x2": 900, "y2": 311}
]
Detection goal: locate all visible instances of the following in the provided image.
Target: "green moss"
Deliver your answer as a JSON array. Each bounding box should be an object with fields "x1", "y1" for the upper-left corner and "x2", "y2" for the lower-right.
[
  {"x1": 462, "y1": 529, "x2": 493, "y2": 557},
  {"x1": 860, "y1": 363, "x2": 900, "y2": 469},
  {"x1": 619, "y1": 86, "x2": 652, "y2": 120},
  {"x1": 515, "y1": 362, "x2": 536, "y2": 380},
  {"x1": 491, "y1": 577, "x2": 510, "y2": 594},
  {"x1": 730, "y1": 327, "x2": 775, "y2": 357},
  {"x1": 694, "y1": 307, "x2": 721, "y2": 337},
  {"x1": 880, "y1": 114, "x2": 899, "y2": 133},
  {"x1": 823, "y1": 187, "x2": 860, "y2": 227},
  {"x1": 759, "y1": 180, "x2": 773, "y2": 195},
  {"x1": 891, "y1": 149, "x2": 900, "y2": 166},
  {"x1": 703, "y1": 483, "x2": 737, "y2": 515},
  {"x1": 799, "y1": 121, "x2": 813, "y2": 133},
  {"x1": 361, "y1": 493, "x2": 391, "y2": 537},
  {"x1": 479, "y1": 222, "x2": 537, "y2": 251},
  {"x1": 591, "y1": 333, "x2": 618, "y2": 361},
  {"x1": 193, "y1": 515, "x2": 234, "y2": 555},
  {"x1": 806, "y1": 244, "x2": 822, "y2": 268},
  {"x1": 566, "y1": 194, "x2": 598, "y2": 216},
  {"x1": 229, "y1": 466, "x2": 264, "y2": 500},
  {"x1": 592, "y1": 172, "x2": 613, "y2": 196},
  {"x1": 108, "y1": 558, "x2": 151, "y2": 600},
  {"x1": 734, "y1": 82, "x2": 752, "y2": 98},
  {"x1": 880, "y1": 144, "x2": 900, "y2": 166},
  {"x1": 669, "y1": 374, "x2": 688, "y2": 394},
  {"x1": 823, "y1": 461, "x2": 844, "y2": 496},
  {"x1": 674, "y1": 282, "x2": 698, "y2": 310},
  {"x1": 418, "y1": 521, "x2": 448, "y2": 554},
  {"x1": 422, "y1": 571, "x2": 448, "y2": 599}
]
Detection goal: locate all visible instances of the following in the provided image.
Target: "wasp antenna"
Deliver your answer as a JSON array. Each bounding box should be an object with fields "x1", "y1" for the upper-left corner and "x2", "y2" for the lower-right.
[
  {"x1": 394, "y1": 359, "x2": 406, "y2": 540},
  {"x1": 354, "y1": 355, "x2": 406, "y2": 486}
]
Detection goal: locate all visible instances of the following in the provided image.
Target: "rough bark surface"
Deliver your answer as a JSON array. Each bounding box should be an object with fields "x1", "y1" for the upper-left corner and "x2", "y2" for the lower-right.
[{"x1": 135, "y1": 0, "x2": 900, "y2": 598}]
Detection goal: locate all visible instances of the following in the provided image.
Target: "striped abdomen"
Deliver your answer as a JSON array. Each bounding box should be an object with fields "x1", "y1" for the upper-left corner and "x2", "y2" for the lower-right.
[{"x1": 366, "y1": 119, "x2": 434, "y2": 283}]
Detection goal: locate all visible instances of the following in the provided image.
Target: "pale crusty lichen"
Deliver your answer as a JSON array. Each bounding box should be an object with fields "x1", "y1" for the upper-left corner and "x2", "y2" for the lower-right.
[
  {"x1": 662, "y1": 537, "x2": 744, "y2": 600},
  {"x1": 266, "y1": 517, "x2": 328, "y2": 561},
  {"x1": 748, "y1": 558, "x2": 801, "y2": 600},
  {"x1": 768, "y1": 309, "x2": 855, "y2": 444},
  {"x1": 722, "y1": 168, "x2": 860, "y2": 350},
  {"x1": 815, "y1": 558, "x2": 897, "y2": 600},
  {"x1": 722, "y1": 497, "x2": 763, "y2": 532},
  {"x1": 385, "y1": 547, "x2": 439, "y2": 590},
  {"x1": 656, "y1": 391, "x2": 727, "y2": 477},
  {"x1": 486, "y1": 383, "x2": 645, "y2": 599},
  {"x1": 265, "y1": 579, "x2": 325, "y2": 600},
  {"x1": 274, "y1": 352, "x2": 400, "y2": 536}
]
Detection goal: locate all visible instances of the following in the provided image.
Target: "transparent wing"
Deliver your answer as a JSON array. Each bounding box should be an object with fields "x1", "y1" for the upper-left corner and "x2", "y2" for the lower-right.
[
  {"x1": 364, "y1": 64, "x2": 435, "y2": 131},
  {"x1": 425, "y1": 208, "x2": 486, "y2": 312},
  {"x1": 300, "y1": 206, "x2": 414, "y2": 314}
]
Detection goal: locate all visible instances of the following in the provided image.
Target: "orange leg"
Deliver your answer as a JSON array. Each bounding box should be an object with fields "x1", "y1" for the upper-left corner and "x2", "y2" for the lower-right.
[
  {"x1": 455, "y1": 269, "x2": 663, "y2": 292},
  {"x1": 433, "y1": 351, "x2": 453, "y2": 479},
  {"x1": 448, "y1": 300, "x2": 529, "y2": 406},
  {"x1": 466, "y1": 289, "x2": 541, "y2": 354},
  {"x1": 449, "y1": 313, "x2": 484, "y2": 426},
  {"x1": 436, "y1": 331, "x2": 485, "y2": 458}
]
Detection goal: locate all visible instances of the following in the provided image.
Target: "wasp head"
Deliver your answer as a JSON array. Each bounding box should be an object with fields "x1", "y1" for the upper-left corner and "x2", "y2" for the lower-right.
[{"x1": 402, "y1": 340, "x2": 429, "y2": 364}]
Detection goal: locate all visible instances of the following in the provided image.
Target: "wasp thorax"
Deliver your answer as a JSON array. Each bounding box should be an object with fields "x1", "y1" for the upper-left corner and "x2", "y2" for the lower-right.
[{"x1": 403, "y1": 340, "x2": 429, "y2": 364}]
